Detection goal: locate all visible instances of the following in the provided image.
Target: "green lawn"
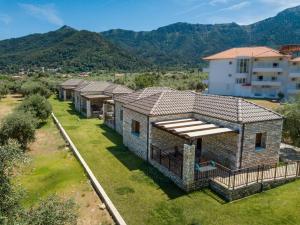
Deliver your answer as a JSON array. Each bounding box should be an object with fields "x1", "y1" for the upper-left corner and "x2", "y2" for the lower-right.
[{"x1": 51, "y1": 96, "x2": 300, "y2": 225}]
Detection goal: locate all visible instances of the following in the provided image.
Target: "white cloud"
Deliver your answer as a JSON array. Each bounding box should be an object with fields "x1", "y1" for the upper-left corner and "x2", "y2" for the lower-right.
[
  {"x1": 209, "y1": 0, "x2": 228, "y2": 6},
  {"x1": 222, "y1": 1, "x2": 250, "y2": 11},
  {"x1": 0, "y1": 14, "x2": 12, "y2": 25},
  {"x1": 19, "y1": 3, "x2": 63, "y2": 26}
]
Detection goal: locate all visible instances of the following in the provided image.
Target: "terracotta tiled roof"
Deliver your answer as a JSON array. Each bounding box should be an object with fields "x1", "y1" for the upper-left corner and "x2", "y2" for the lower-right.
[
  {"x1": 104, "y1": 84, "x2": 133, "y2": 96},
  {"x1": 124, "y1": 90, "x2": 282, "y2": 123},
  {"x1": 203, "y1": 47, "x2": 286, "y2": 60},
  {"x1": 114, "y1": 87, "x2": 174, "y2": 104},
  {"x1": 77, "y1": 81, "x2": 112, "y2": 93},
  {"x1": 60, "y1": 79, "x2": 84, "y2": 86},
  {"x1": 290, "y1": 57, "x2": 300, "y2": 62}
]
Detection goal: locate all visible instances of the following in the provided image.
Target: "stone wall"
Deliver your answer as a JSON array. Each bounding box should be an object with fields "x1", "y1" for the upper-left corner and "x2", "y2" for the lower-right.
[
  {"x1": 242, "y1": 120, "x2": 283, "y2": 168},
  {"x1": 115, "y1": 102, "x2": 123, "y2": 135},
  {"x1": 202, "y1": 132, "x2": 239, "y2": 169},
  {"x1": 123, "y1": 108, "x2": 149, "y2": 160}
]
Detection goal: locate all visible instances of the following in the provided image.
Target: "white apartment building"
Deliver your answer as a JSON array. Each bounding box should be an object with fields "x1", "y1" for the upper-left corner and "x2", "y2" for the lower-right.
[{"x1": 203, "y1": 47, "x2": 300, "y2": 99}]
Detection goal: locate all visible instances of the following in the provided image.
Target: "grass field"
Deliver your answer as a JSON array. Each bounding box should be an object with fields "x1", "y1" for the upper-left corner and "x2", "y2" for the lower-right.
[
  {"x1": 50, "y1": 96, "x2": 300, "y2": 225},
  {"x1": 0, "y1": 95, "x2": 113, "y2": 225}
]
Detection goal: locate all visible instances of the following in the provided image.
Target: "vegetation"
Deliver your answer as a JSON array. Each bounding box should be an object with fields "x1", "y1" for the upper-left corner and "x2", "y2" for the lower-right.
[
  {"x1": 0, "y1": 82, "x2": 9, "y2": 100},
  {"x1": 278, "y1": 94, "x2": 300, "y2": 147},
  {"x1": 51, "y1": 97, "x2": 300, "y2": 225},
  {"x1": 21, "y1": 81, "x2": 51, "y2": 98},
  {"x1": 17, "y1": 95, "x2": 52, "y2": 123},
  {"x1": 0, "y1": 111, "x2": 37, "y2": 149}
]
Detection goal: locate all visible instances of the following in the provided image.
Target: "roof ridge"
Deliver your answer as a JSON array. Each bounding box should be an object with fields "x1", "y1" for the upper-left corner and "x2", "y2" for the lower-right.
[
  {"x1": 237, "y1": 98, "x2": 243, "y2": 122},
  {"x1": 242, "y1": 99, "x2": 283, "y2": 117},
  {"x1": 150, "y1": 92, "x2": 166, "y2": 115}
]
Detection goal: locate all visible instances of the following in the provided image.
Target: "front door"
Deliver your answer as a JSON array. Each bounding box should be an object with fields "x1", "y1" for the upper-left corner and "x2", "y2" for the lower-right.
[{"x1": 195, "y1": 138, "x2": 202, "y2": 162}]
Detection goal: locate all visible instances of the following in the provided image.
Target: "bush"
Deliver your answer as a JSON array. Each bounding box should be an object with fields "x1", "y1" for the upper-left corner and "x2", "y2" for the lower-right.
[
  {"x1": 24, "y1": 195, "x2": 78, "y2": 225},
  {"x1": 277, "y1": 94, "x2": 300, "y2": 146},
  {"x1": 21, "y1": 81, "x2": 51, "y2": 98},
  {"x1": 0, "y1": 112, "x2": 37, "y2": 149},
  {"x1": 17, "y1": 95, "x2": 52, "y2": 123},
  {"x1": 0, "y1": 82, "x2": 9, "y2": 100},
  {"x1": 134, "y1": 73, "x2": 160, "y2": 89}
]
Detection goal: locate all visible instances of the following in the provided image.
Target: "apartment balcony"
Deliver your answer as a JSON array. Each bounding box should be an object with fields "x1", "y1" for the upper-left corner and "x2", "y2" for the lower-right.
[
  {"x1": 203, "y1": 68, "x2": 210, "y2": 73},
  {"x1": 252, "y1": 67, "x2": 283, "y2": 73},
  {"x1": 251, "y1": 80, "x2": 282, "y2": 86},
  {"x1": 287, "y1": 89, "x2": 300, "y2": 95},
  {"x1": 289, "y1": 71, "x2": 300, "y2": 78}
]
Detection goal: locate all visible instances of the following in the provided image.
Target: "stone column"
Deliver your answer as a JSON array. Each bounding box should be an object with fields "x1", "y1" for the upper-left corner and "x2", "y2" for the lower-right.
[
  {"x1": 182, "y1": 144, "x2": 195, "y2": 191},
  {"x1": 102, "y1": 103, "x2": 108, "y2": 120},
  {"x1": 86, "y1": 100, "x2": 91, "y2": 118},
  {"x1": 63, "y1": 90, "x2": 67, "y2": 101}
]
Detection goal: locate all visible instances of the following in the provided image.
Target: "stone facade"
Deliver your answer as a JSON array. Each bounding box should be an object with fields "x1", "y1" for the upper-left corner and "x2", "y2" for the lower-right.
[
  {"x1": 114, "y1": 102, "x2": 124, "y2": 135},
  {"x1": 123, "y1": 108, "x2": 149, "y2": 160},
  {"x1": 202, "y1": 133, "x2": 239, "y2": 169},
  {"x1": 241, "y1": 120, "x2": 283, "y2": 168}
]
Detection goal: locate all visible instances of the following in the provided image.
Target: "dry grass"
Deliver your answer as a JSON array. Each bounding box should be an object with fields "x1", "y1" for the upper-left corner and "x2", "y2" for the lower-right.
[{"x1": 247, "y1": 99, "x2": 281, "y2": 110}]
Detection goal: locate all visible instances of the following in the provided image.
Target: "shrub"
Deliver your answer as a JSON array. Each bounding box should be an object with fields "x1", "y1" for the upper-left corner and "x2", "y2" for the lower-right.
[
  {"x1": 24, "y1": 195, "x2": 78, "y2": 225},
  {"x1": 0, "y1": 82, "x2": 9, "y2": 100},
  {"x1": 17, "y1": 95, "x2": 52, "y2": 122},
  {"x1": 20, "y1": 81, "x2": 51, "y2": 98},
  {"x1": 0, "y1": 111, "x2": 37, "y2": 149},
  {"x1": 134, "y1": 73, "x2": 160, "y2": 89}
]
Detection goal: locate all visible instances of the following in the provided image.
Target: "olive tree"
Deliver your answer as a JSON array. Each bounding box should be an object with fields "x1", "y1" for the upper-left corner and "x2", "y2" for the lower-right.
[
  {"x1": 17, "y1": 95, "x2": 52, "y2": 123},
  {"x1": 0, "y1": 83, "x2": 9, "y2": 100},
  {"x1": 0, "y1": 112, "x2": 37, "y2": 149},
  {"x1": 20, "y1": 81, "x2": 51, "y2": 98},
  {"x1": 277, "y1": 94, "x2": 300, "y2": 146}
]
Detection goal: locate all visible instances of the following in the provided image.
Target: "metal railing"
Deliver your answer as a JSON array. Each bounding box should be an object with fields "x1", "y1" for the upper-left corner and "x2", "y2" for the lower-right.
[
  {"x1": 150, "y1": 144, "x2": 183, "y2": 178},
  {"x1": 194, "y1": 161, "x2": 300, "y2": 190}
]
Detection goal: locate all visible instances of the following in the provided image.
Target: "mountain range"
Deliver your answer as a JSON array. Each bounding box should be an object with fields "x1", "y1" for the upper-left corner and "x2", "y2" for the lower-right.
[{"x1": 1, "y1": 5, "x2": 300, "y2": 72}]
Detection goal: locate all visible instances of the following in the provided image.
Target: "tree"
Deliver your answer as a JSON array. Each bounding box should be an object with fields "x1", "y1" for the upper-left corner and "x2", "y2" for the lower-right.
[
  {"x1": 24, "y1": 195, "x2": 78, "y2": 225},
  {"x1": 0, "y1": 112, "x2": 37, "y2": 149},
  {"x1": 0, "y1": 140, "x2": 24, "y2": 224},
  {"x1": 277, "y1": 94, "x2": 300, "y2": 146},
  {"x1": 134, "y1": 73, "x2": 160, "y2": 89},
  {"x1": 0, "y1": 82, "x2": 9, "y2": 100},
  {"x1": 17, "y1": 95, "x2": 52, "y2": 123},
  {"x1": 20, "y1": 81, "x2": 51, "y2": 98}
]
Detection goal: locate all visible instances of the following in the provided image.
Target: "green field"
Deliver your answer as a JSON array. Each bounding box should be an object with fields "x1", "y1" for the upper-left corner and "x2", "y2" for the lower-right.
[
  {"x1": 0, "y1": 95, "x2": 113, "y2": 225},
  {"x1": 50, "y1": 96, "x2": 300, "y2": 225}
]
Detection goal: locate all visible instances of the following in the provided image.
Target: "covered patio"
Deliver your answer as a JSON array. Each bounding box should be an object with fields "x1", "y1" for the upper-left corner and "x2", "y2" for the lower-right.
[
  {"x1": 80, "y1": 94, "x2": 111, "y2": 118},
  {"x1": 150, "y1": 118, "x2": 239, "y2": 191}
]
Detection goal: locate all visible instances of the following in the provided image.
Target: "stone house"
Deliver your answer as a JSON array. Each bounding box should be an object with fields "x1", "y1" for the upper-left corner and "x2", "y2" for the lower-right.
[
  {"x1": 58, "y1": 79, "x2": 84, "y2": 101},
  {"x1": 104, "y1": 89, "x2": 283, "y2": 191},
  {"x1": 72, "y1": 81, "x2": 133, "y2": 118}
]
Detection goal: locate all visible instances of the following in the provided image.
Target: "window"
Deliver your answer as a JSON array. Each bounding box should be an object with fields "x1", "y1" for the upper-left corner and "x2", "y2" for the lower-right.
[
  {"x1": 237, "y1": 59, "x2": 250, "y2": 73},
  {"x1": 236, "y1": 78, "x2": 246, "y2": 84},
  {"x1": 296, "y1": 83, "x2": 300, "y2": 90},
  {"x1": 131, "y1": 120, "x2": 140, "y2": 136},
  {"x1": 120, "y1": 109, "x2": 123, "y2": 121},
  {"x1": 271, "y1": 76, "x2": 277, "y2": 81},
  {"x1": 258, "y1": 76, "x2": 263, "y2": 81},
  {"x1": 255, "y1": 133, "x2": 266, "y2": 149},
  {"x1": 273, "y1": 63, "x2": 279, "y2": 68},
  {"x1": 229, "y1": 61, "x2": 232, "y2": 65}
]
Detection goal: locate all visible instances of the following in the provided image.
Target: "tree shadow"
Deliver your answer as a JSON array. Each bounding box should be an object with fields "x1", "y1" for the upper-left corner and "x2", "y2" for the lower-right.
[
  {"x1": 98, "y1": 123, "x2": 186, "y2": 199},
  {"x1": 65, "y1": 102, "x2": 88, "y2": 120}
]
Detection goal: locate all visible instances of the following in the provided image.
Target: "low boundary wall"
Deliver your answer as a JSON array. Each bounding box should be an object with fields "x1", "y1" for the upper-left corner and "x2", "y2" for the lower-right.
[{"x1": 51, "y1": 113, "x2": 127, "y2": 225}]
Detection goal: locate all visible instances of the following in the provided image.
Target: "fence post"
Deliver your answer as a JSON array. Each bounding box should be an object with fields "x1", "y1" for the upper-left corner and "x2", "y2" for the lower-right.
[
  {"x1": 274, "y1": 163, "x2": 277, "y2": 180},
  {"x1": 246, "y1": 168, "x2": 249, "y2": 186},
  {"x1": 256, "y1": 165, "x2": 260, "y2": 183},
  {"x1": 296, "y1": 161, "x2": 300, "y2": 177},
  {"x1": 284, "y1": 163, "x2": 288, "y2": 178},
  {"x1": 228, "y1": 172, "x2": 231, "y2": 189},
  {"x1": 232, "y1": 173, "x2": 236, "y2": 190},
  {"x1": 261, "y1": 165, "x2": 264, "y2": 182}
]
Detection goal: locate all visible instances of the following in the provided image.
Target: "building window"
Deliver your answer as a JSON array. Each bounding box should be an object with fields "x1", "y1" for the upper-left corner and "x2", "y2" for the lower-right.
[
  {"x1": 237, "y1": 59, "x2": 250, "y2": 73},
  {"x1": 258, "y1": 76, "x2": 263, "y2": 81},
  {"x1": 255, "y1": 133, "x2": 266, "y2": 149},
  {"x1": 120, "y1": 109, "x2": 123, "y2": 121},
  {"x1": 296, "y1": 83, "x2": 300, "y2": 90},
  {"x1": 229, "y1": 61, "x2": 232, "y2": 65},
  {"x1": 271, "y1": 76, "x2": 277, "y2": 81},
  {"x1": 236, "y1": 78, "x2": 246, "y2": 84},
  {"x1": 273, "y1": 63, "x2": 279, "y2": 68},
  {"x1": 131, "y1": 120, "x2": 140, "y2": 136}
]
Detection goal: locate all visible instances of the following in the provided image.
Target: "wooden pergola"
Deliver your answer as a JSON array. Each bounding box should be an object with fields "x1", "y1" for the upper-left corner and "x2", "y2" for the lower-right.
[{"x1": 153, "y1": 118, "x2": 238, "y2": 140}]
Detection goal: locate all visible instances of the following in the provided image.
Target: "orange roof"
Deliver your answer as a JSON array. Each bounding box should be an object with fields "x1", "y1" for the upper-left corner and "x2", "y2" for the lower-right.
[
  {"x1": 203, "y1": 47, "x2": 286, "y2": 60},
  {"x1": 290, "y1": 57, "x2": 300, "y2": 62}
]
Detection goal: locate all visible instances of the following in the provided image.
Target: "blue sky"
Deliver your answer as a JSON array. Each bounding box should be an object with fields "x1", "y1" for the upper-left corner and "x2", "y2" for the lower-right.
[{"x1": 0, "y1": 0, "x2": 300, "y2": 40}]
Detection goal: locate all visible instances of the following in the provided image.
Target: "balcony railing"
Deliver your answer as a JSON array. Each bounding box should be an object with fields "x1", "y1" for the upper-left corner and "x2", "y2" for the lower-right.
[
  {"x1": 150, "y1": 144, "x2": 183, "y2": 178},
  {"x1": 194, "y1": 161, "x2": 300, "y2": 190}
]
